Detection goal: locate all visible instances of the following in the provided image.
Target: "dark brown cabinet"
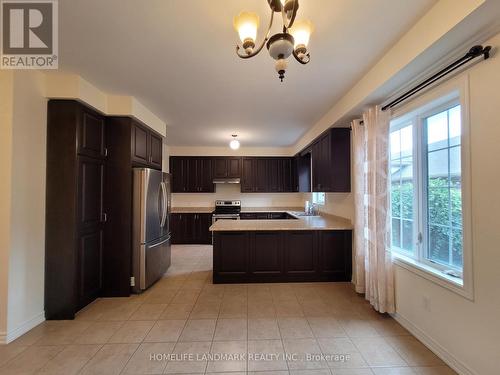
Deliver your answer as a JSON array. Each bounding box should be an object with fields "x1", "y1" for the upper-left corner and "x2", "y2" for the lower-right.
[
  {"x1": 311, "y1": 128, "x2": 351, "y2": 192},
  {"x1": 241, "y1": 157, "x2": 297, "y2": 193},
  {"x1": 171, "y1": 213, "x2": 212, "y2": 244},
  {"x1": 240, "y1": 212, "x2": 295, "y2": 220},
  {"x1": 213, "y1": 157, "x2": 241, "y2": 178},
  {"x1": 131, "y1": 122, "x2": 163, "y2": 169},
  {"x1": 45, "y1": 100, "x2": 107, "y2": 319},
  {"x1": 170, "y1": 157, "x2": 214, "y2": 193},
  {"x1": 213, "y1": 229, "x2": 352, "y2": 283}
]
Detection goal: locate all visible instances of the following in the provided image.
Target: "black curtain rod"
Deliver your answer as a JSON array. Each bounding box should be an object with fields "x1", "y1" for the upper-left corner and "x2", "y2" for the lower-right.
[{"x1": 381, "y1": 45, "x2": 491, "y2": 111}]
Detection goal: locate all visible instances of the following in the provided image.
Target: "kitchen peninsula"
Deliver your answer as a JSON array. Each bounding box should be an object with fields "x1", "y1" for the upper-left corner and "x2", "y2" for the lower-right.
[{"x1": 210, "y1": 212, "x2": 353, "y2": 283}]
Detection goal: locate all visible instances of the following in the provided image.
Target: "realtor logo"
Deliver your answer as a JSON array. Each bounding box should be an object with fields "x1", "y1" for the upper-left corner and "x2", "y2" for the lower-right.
[{"x1": 1, "y1": 0, "x2": 58, "y2": 69}]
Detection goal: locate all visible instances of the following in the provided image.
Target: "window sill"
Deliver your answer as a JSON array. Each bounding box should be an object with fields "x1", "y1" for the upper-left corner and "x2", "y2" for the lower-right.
[{"x1": 392, "y1": 253, "x2": 473, "y2": 301}]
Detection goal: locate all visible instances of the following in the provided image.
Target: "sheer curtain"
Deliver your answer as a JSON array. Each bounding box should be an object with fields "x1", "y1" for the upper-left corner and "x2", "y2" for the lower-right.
[{"x1": 352, "y1": 106, "x2": 395, "y2": 313}]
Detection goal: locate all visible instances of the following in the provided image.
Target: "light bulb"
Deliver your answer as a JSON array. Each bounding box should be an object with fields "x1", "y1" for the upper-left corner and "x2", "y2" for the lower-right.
[
  {"x1": 233, "y1": 12, "x2": 259, "y2": 45},
  {"x1": 290, "y1": 19, "x2": 314, "y2": 49},
  {"x1": 229, "y1": 139, "x2": 240, "y2": 150}
]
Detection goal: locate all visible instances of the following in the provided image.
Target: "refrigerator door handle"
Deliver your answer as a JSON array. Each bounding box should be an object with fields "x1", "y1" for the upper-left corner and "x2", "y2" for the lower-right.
[{"x1": 160, "y1": 182, "x2": 167, "y2": 228}]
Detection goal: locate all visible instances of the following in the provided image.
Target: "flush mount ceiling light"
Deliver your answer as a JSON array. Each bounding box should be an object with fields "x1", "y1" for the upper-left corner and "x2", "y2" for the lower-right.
[
  {"x1": 233, "y1": 0, "x2": 314, "y2": 82},
  {"x1": 229, "y1": 135, "x2": 240, "y2": 150}
]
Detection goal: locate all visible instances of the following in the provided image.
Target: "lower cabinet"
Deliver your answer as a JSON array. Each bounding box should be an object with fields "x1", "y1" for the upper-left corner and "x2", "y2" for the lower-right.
[
  {"x1": 171, "y1": 213, "x2": 212, "y2": 244},
  {"x1": 213, "y1": 230, "x2": 352, "y2": 283}
]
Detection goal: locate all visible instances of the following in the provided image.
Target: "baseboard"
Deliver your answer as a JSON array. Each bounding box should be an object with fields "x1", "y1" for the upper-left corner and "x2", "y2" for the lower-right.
[
  {"x1": 391, "y1": 312, "x2": 476, "y2": 375},
  {"x1": 0, "y1": 312, "x2": 45, "y2": 344}
]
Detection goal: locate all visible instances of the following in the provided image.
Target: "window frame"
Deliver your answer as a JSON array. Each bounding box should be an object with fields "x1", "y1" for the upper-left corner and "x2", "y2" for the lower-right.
[{"x1": 389, "y1": 75, "x2": 474, "y2": 300}]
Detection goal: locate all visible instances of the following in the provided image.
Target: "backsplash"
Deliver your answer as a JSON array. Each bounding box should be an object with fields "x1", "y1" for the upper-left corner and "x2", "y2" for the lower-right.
[{"x1": 172, "y1": 184, "x2": 305, "y2": 208}]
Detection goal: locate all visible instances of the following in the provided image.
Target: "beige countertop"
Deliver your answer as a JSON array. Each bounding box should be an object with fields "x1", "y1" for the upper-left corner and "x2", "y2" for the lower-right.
[
  {"x1": 241, "y1": 207, "x2": 303, "y2": 212},
  {"x1": 210, "y1": 213, "x2": 353, "y2": 231},
  {"x1": 171, "y1": 207, "x2": 213, "y2": 213}
]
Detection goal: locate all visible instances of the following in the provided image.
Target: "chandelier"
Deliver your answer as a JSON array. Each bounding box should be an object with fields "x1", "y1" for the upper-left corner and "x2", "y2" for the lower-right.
[{"x1": 233, "y1": 0, "x2": 314, "y2": 82}]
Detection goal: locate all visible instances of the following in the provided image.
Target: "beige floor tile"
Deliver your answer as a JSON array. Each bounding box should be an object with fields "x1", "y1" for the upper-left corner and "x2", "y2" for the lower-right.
[
  {"x1": 129, "y1": 304, "x2": 168, "y2": 321},
  {"x1": 0, "y1": 344, "x2": 27, "y2": 367},
  {"x1": 98, "y1": 302, "x2": 142, "y2": 321},
  {"x1": 290, "y1": 370, "x2": 331, "y2": 375},
  {"x1": 248, "y1": 339, "x2": 287, "y2": 372},
  {"x1": 283, "y1": 338, "x2": 327, "y2": 370},
  {"x1": 372, "y1": 367, "x2": 416, "y2": 375},
  {"x1": 317, "y1": 338, "x2": 368, "y2": 369},
  {"x1": 413, "y1": 366, "x2": 457, "y2": 375},
  {"x1": 9, "y1": 323, "x2": 49, "y2": 346},
  {"x1": 249, "y1": 371, "x2": 289, "y2": 375},
  {"x1": 308, "y1": 317, "x2": 346, "y2": 338},
  {"x1": 214, "y1": 319, "x2": 247, "y2": 341},
  {"x1": 278, "y1": 318, "x2": 314, "y2": 339},
  {"x1": 206, "y1": 340, "x2": 247, "y2": 373},
  {"x1": 75, "y1": 321, "x2": 124, "y2": 344},
  {"x1": 179, "y1": 319, "x2": 216, "y2": 342},
  {"x1": 331, "y1": 369, "x2": 374, "y2": 375},
  {"x1": 219, "y1": 300, "x2": 248, "y2": 318},
  {"x1": 0, "y1": 345, "x2": 64, "y2": 375},
  {"x1": 385, "y1": 336, "x2": 444, "y2": 366},
  {"x1": 33, "y1": 321, "x2": 92, "y2": 345},
  {"x1": 248, "y1": 318, "x2": 281, "y2": 340},
  {"x1": 301, "y1": 301, "x2": 332, "y2": 317},
  {"x1": 338, "y1": 318, "x2": 379, "y2": 338},
  {"x1": 79, "y1": 343, "x2": 138, "y2": 375},
  {"x1": 171, "y1": 290, "x2": 200, "y2": 305},
  {"x1": 351, "y1": 337, "x2": 407, "y2": 367},
  {"x1": 122, "y1": 342, "x2": 175, "y2": 374},
  {"x1": 142, "y1": 289, "x2": 177, "y2": 305},
  {"x1": 160, "y1": 304, "x2": 194, "y2": 320},
  {"x1": 248, "y1": 301, "x2": 277, "y2": 318},
  {"x1": 275, "y1": 300, "x2": 304, "y2": 317},
  {"x1": 38, "y1": 344, "x2": 102, "y2": 375},
  {"x1": 108, "y1": 320, "x2": 155, "y2": 343},
  {"x1": 164, "y1": 341, "x2": 211, "y2": 373},
  {"x1": 189, "y1": 302, "x2": 221, "y2": 319},
  {"x1": 370, "y1": 317, "x2": 410, "y2": 337},
  {"x1": 145, "y1": 320, "x2": 187, "y2": 343}
]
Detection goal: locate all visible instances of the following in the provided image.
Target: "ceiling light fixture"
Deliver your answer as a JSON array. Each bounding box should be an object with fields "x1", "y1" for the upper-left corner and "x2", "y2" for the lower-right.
[
  {"x1": 229, "y1": 135, "x2": 240, "y2": 150},
  {"x1": 233, "y1": 0, "x2": 314, "y2": 82}
]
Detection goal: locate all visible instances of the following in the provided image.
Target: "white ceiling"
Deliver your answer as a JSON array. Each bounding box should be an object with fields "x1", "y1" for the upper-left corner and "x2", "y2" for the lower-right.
[{"x1": 58, "y1": 0, "x2": 436, "y2": 147}]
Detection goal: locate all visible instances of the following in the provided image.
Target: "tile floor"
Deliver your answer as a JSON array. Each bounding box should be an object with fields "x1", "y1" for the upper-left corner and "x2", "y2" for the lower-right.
[{"x1": 0, "y1": 245, "x2": 457, "y2": 375}]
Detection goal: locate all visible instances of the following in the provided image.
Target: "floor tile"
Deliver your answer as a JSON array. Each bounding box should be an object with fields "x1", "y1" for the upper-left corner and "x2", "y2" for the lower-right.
[
  {"x1": 372, "y1": 367, "x2": 416, "y2": 375},
  {"x1": 179, "y1": 319, "x2": 216, "y2": 342},
  {"x1": 283, "y1": 338, "x2": 327, "y2": 370},
  {"x1": 160, "y1": 304, "x2": 194, "y2": 320},
  {"x1": 33, "y1": 321, "x2": 92, "y2": 345},
  {"x1": 0, "y1": 344, "x2": 28, "y2": 368},
  {"x1": 38, "y1": 344, "x2": 102, "y2": 375},
  {"x1": 351, "y1": 337, "x2": 407, "y2": 367},
  {"x1": 385, "y1": 336, "x2": 444, "y2": 366},
  {"x1": 247, "y1": 340, "x2": 287, "y2": 372},
  {"x1": 79, "y1": 343, "x2": 138, "y2": 375},
  {"x1": 75, "y1": 321, "x2": 124, "y2": 344},
  {"x1": 413, "y1": 366, "x2": 457, "y2": 375},
  {"x1": 108, "y1": 320, "x2": 155, "y2": 343},
  {"x1": 164, "y1": 341, "x2": 211, "y2": 373},
  {"x1": 248, "y1": 301, "x2": 277, "y2": 318},
  {"x1": 122, "y1": 342, "x2": 175, "y2": 374},
  {"x1": 316, "y1": 338, "x2": 368, "y2": 369},
  {"x1": 307, "y1": 317, "x2": 346, "y2": 338},
  {"x1": 214, "y1": 319, "x2": 247, "y2": 341},
  {"x1": 145, "y1": 320, "x2": 187, "y2": 343},
  {"x1": 278, "y1": 318, "x2": 314, "y2": 339},
  {"x1": 248, "y1": 318, "x2": 281, "y2": 340},
  {"x1": 129, "y1": 304, "x2": 168, "y2": 321},
  {"x1": 0, "y1": 345, "x2": 64, "y2": 375},
  {"x1": 338, "y1": 318, "x2": 379, "y2": 338},
  {"x1": 206, "y1": 340, "x2": 247, "y2": 373},
  {"x1": 189, "y1": 302, "x2": 221, "y2": 319},
  {"x1": 331, "y1": 369, "x2": 374, "y2": 375}
]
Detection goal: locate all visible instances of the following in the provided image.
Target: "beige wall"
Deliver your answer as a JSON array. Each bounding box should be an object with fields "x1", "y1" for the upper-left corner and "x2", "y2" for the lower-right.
[
  {"x1": 0, "y1": 71, "x2": 14, "y2": 340},
  {"x1": 6, "y1": 72, "x2": 47, "y2": 339},
  {"x1": 393, "y1": 32, "x2": 500, "y2": 375}
]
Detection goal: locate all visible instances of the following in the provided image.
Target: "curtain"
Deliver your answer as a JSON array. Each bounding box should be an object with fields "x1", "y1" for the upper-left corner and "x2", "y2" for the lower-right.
[{"x1": 352, "y1": 106, "x2": 395, "y2": 314}]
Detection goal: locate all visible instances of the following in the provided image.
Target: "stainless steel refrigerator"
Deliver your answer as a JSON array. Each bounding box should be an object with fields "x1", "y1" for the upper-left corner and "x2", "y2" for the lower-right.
[{"x1": 132, "y1": 168, "x2": 171, "y2": 293}]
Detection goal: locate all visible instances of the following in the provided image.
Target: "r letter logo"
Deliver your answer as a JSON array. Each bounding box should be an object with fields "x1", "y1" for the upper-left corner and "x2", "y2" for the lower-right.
[{"x1": 1, "y1": 0, "x2": 58, "y2": 69}]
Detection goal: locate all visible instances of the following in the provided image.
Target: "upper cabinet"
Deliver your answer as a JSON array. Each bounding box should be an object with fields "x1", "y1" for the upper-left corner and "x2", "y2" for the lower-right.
[
  {"x1": 311, "y1": 128, "x2": 351, "y2": 192},
  {"x1": 170, "y1": 157, "x2": 214, "y2": 193},
  {"x1": 213, "y1": 157, "x2": 241, "y2": 178},
  {"x1": 131, "y1": 121, "x2": 163, "y2": 169},
  {"x1": 241, "y1": 157, "x2": 297, "y2": 193},
  {"x1": 78, "y1": 108, "x2": 106, "y2": 159}
]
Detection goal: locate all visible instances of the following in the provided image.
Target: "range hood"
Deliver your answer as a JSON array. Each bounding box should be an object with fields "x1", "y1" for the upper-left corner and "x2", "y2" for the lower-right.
[{"x1": 213, "y1": 178, "x2": 241, "y2": 184}]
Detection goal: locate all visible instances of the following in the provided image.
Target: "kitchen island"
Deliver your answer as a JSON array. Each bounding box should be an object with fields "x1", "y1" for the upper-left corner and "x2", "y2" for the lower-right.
[{"x1": 210, "y1": 213, "x2": 353, "y2": 284}]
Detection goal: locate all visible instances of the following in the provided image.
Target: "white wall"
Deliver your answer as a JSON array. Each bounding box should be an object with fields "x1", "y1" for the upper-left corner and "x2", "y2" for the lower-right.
[{"x1": 393, "y1": 32, "x2": 500, "y2": 375}]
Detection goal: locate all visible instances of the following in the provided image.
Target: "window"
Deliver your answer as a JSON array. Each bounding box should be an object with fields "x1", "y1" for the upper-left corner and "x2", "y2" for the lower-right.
[
  {"x1": 312, "y1": 192, "x2": 325, "y2": 206},
  {"x1": 389, "y1": 81, "x2": 472, "y2": 298}
]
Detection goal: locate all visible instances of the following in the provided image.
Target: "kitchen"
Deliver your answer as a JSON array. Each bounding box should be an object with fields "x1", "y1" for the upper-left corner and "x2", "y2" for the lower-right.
[{"x1": 1, "y1": 1, "x2": 500, "y2": 374}]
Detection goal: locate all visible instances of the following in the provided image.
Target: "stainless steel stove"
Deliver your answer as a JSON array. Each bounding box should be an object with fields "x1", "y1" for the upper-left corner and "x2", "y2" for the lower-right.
[{"x1": 212, "y1": 200, "x2": 241, "y2": 224}]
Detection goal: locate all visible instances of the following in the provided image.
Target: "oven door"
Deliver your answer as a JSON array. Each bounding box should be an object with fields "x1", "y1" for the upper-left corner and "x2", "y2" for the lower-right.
[{"x1": 212, "y1": 214, "x2": 240, "y2": 224}]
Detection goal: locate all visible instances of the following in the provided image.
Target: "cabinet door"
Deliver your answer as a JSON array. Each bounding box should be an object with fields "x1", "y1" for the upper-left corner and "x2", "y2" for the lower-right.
[
  {"x1": 132, "y1": 123, "x2": 150, "y2": 165},
  {"x1": 77, "y1": 229, "x2": 103, "y2": 308},
  {"x1": 254, "y1": 159, "x2": 268, "y2": 192},
  {"x1": 186, "y1": 158, "x2": 199, "y2": 192},
  {"x1": 284, "y1": 231, "x2": 318, "y2": 279},
  {"x1": 149, "y1": 132, "x2": 163, "y2": 169},
  {"x1": 250, "y1": 232, "x2": 284, "y2": 278},
  {"x1": 281, "y1": 158, "x2": 293, "y2": 192},
  {"x1": 320, "y1": 133, "x2": 332, "y2": 191},
  {"x1": 311, "y1": 141, "x2": 321, "y2": 192},
  {"x1": 78, "y1": 108, "x2": 106, "y2": 159},
  {"x1": 171, "y1": 213, "x2": 188, "y2": 244},
  {"x1": 330, "y1": 128, "x2": 351, "y2": 192},
  {"x1": 170, "y1": 157, "x2": 188, "y2": 192},
  {"x1": 213, "y1": 158, "x2": 228, "y2": 178},
  {"x1": 213, "y1": 232, "x2": 249, "y2": 281},
  {"x1": 297, "y1": 153, "x2": 311, "y2": 192},
  {"x1": 198, "y1": 158, "x2": 214, "y2": 192},
  {"x1": 78, "y1": 157, "x2": 105, "y2": 231},
  {"x1": 227, "y1": 158, "x2": 241, "y2": 178},
  {"x1": 241, "y1": 158, "x2": 255, "y2": 192},
  {"x1": 199, "y1": 214, "x2": 213, "y2": 244},
  {"x1": 318, "y1": 231, "x2": 352, "y2": 281},
  {"x1": 267, "y1": 158, "x2": 280, "y2": 192}
]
